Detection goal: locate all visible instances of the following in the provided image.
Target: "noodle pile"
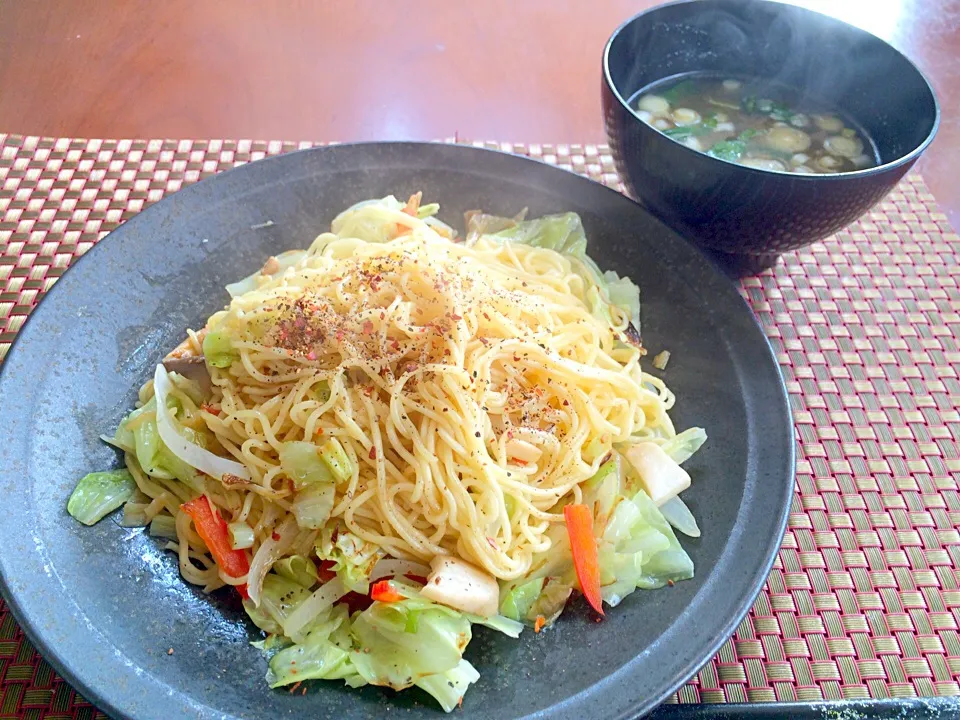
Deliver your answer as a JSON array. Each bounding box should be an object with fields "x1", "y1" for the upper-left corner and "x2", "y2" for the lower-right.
[{"x1": 124, "y1": 201, "x2": 675, "y2": 590}]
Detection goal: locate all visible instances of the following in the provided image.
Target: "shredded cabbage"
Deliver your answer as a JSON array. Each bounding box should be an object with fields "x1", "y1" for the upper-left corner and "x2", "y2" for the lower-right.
[
  {"x1": 598, "y1": 489, "x2": 694, "y2": 607},
  {"x1": 228, "y1": 521, "x2": 255, "y2": 549},
  {"x1": 266, "y1": 604, "x2": 360, "y2": 687},
  {"x1": 225, "y1": 249, "x2": 306, "y2": 298},
  {"x1": 660, "y1": 427, "x2": 708, "y2": 465},
  {"x1": 415, "y1": 660, "x2": 481, "y2": 713},
  {"x1": 499, "y1": 578, "x2": 544, "y2": 622},
  {"x1": 350, "y1": 595, "x2": 471, "y2": 692},
  {"x1": 67, "y1": 470, "x2": 137, "y2": 526},
  {"x1": 201, "y1": 330, "x2": 237, "y2": 368},
  {"x1": 274, "y1": 554, "x2": 319, "y2": 588},
  {"x1": 659, "y1": 496, "x2": 701, "y2": 538},
  {"x1": 317, "y1": 522, "x2": 382, "y2": 594}
]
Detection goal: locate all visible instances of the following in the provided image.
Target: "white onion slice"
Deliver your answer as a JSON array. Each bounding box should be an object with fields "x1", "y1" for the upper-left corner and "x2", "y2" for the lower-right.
[
  {"x1": 153, "y1": 365, "x2": 251, "y2": 481},
  {"x1": 659, "y1": 496, "x2": 701, "y2": 538},
  {"x1": 153, "y1": 365, "x2": 250, "y2": 480},
  {"x1": 370, "y1": 558, "x2": 431, "y2": 583},
  {"x1": 246, "y1": 516, "x2": 299, "y2": 607},
  {"x1": 282, "y1": 577, "x2": 347, "y2": 642}
]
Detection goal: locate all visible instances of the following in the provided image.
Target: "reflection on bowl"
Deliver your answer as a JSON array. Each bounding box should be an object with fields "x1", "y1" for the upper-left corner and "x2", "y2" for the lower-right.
[{"x1": 602, "y1": 0, "x2": 939, "y2": 274}]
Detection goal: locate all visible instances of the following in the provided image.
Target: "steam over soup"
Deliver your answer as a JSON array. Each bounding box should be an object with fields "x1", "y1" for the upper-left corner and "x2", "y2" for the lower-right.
[{"x1": 630, "y1": 74, "x2": 879, "y2": 174}]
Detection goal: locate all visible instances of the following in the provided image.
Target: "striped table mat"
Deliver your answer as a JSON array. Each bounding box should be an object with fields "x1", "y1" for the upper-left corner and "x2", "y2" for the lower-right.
[{"x1": 0, "y1": 134, "x2": 958, "y2": 718}]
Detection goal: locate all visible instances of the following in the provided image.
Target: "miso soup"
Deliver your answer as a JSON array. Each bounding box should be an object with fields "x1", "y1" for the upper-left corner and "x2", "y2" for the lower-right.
[{"x1": 630, "y1": 73, "x2": 879, "y2": 174}]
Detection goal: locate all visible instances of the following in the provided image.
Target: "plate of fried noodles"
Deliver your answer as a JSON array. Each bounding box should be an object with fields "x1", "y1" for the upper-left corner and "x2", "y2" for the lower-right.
[{"x1": 0, "y1": 142, "x2": 793, "y2": 720}]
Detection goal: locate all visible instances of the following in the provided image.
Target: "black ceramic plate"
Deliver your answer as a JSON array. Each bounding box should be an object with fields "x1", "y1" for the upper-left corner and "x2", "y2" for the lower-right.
[{"x1": 0, "y1": 143, "x2": 793, "y2": 720}]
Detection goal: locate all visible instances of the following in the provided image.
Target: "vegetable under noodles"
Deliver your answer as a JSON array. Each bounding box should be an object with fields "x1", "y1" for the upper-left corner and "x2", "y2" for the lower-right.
[{"x1": 67, "y1": 194, "x2": 707, "y2": 711}]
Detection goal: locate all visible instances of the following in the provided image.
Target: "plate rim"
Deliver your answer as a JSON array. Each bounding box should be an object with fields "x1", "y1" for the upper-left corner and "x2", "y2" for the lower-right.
[{"x1": 0, "y1": 141, "x2": 795, "y2": 719}]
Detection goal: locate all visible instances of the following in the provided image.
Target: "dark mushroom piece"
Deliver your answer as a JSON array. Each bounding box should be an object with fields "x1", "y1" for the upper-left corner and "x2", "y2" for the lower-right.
[{"x1": 162, "y1": 355, "x2": 212, "y2": 397}]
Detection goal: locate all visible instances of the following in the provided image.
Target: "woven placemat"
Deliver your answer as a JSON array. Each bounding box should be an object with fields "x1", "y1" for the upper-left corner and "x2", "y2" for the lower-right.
[{"x1": 1, "y1": 134, "x2": 958, "y2": 717}]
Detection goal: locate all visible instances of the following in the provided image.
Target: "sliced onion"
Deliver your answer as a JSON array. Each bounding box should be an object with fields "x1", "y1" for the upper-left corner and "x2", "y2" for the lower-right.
[
  {"x1": 370, "y1": 558, "x2": 431, "y2": 583},
  {"x1": 282, "y1": 577, "x2": 347, "y2": 641},
  {"x1": 246, "y1": 516, "x2": 299, "y2": 607},
  {"x1": 659, "y1": 496, "x2": 701, "y2": 538},
  {"x1": 153, "y1": 365, "x2": 251, "y2": 481}
]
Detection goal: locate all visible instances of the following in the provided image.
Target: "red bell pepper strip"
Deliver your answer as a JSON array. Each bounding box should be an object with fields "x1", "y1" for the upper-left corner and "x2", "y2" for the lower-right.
[
  {"x1": 181, "y1": 495, "x2": 250, "y2": 598},
  {"x1": 564, "y1": 504, "x2": 604, "y2": 616},
  {"x1": 370, "y1": 580, "x2": 404, "y2": 603}
]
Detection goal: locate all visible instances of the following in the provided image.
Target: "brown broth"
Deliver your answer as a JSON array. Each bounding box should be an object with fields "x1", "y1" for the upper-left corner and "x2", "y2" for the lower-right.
[{"x1": 629, "y1": 73, "x2": 879, "y2": 174}]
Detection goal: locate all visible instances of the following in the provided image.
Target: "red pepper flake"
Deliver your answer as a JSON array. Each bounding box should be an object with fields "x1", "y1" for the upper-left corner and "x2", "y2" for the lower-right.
[
  {"x1": 335, "y1": 330, "x2": 345, "y2": 342},
  {"x1": 450, "y1": 314, "x2": 462, "y2": 321},
  {"x1": 289, "y1": 681, "x2": 302, "y2": 694},
  {"x1": 314, "y1": 427, "x2": 324, "y2": 437},
  {"x1": 306, "y1": 350, "x2": 316, "y2": 361},
  {"x1": 534, "y1": 616, "x2": 546, "y2": 633},
  {"x1": 201, "y1": 403, "x2": 221, "y2": 416},
  {"x1": 667, "y1": 579, "x2": 675, "y2": 587},
  {"x1": 482, "y1": 312, "x2": 491, "y2": 321},
  {"x1": 486, "y1": 537, "x2": 498, "y2": 550},
  {"x1": 272, "y1": 532, "x2": 281, "y2": 541},
  {"x1": 362, "y1": 320, "x2": 374, "y2": 335},
  {"x1": 369, "y1": 446, "x2": 377, "y2": 460}
]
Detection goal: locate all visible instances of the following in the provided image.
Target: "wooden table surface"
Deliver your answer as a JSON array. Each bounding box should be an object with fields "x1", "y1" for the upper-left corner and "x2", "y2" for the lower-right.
[{"x1": 1, "y1": 0, "x2": 958, "y2": 228}]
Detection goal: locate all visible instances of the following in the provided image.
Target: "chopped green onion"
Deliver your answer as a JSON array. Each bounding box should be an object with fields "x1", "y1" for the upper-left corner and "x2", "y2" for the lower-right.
[
  {"x1": 661, "y1": 78, "x2": 696, "y2": 102},
  {"x1": 708, "y1": 140, "x2": 747, "y2": 162},
  {"x1": 67, "y1": 469, "x2": 137, "y2": 526},
  {"x1": 662, "y1": 127, "x2": 693, "y2": 140},
  {"x1": 228, "y1": 521, "x2": 255, "y2": 549}
]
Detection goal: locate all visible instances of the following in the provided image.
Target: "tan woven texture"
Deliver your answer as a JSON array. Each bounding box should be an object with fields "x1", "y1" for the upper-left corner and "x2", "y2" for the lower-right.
[{"x1": 0, "y1": 135, "x2": 958, "y2": 716}]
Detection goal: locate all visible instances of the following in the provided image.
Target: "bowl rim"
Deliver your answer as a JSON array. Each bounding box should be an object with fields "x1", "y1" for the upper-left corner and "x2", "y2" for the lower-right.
[{"x1": 601, "y1": 0, "x2": 941, "y2": 180}]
